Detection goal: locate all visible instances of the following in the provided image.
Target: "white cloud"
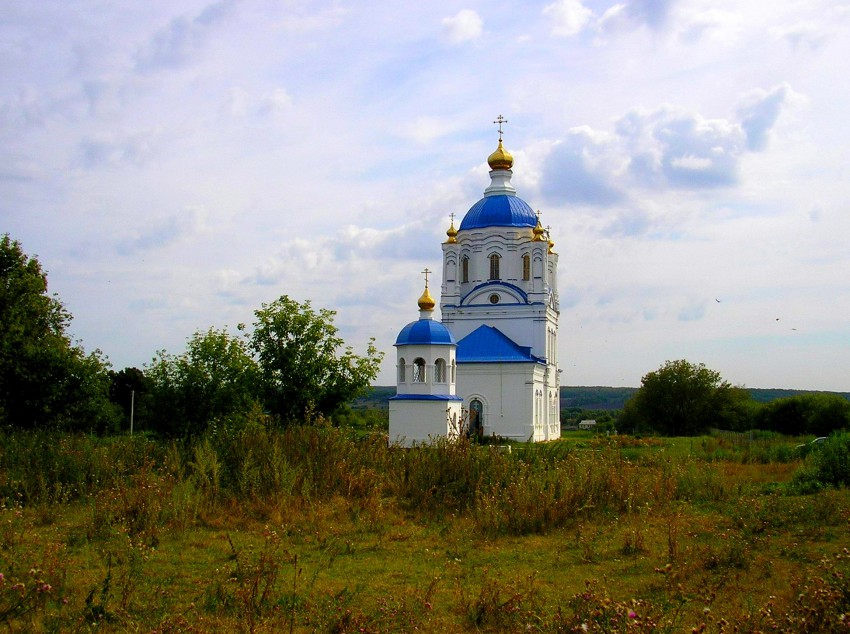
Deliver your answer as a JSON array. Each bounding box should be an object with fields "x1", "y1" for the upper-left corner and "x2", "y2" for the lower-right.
[
  {"x1": 441, "y1": 9, "x2": 483, "y2": 43},
  {"x1": 543, "y1": 0, "x2": 594, "y2": 36},
  {"x1": 737, "y1": 83, "x2": 791, "y2": 151},
  {"x1": 134, "y1": 1, "x2": 234, "y2": 72}
]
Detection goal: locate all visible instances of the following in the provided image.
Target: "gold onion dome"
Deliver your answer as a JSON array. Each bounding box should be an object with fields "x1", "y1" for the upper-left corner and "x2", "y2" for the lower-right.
[
  {"x1": 445, "y1": 220, "x2": 458, "y2": 244},
  {"x1": 533, "y1": 217, "x2": 546, "y2": 241},
  {"x1": 487, "y1": 139, "x2": 514, "y2": 171},
  {"x1": 418, "y1": 285, "x2": 436, "y2": 311}
]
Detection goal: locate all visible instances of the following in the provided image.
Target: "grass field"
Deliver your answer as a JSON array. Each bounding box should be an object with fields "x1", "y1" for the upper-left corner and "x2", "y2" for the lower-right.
[{"x1": 1, "y1": 426, "x2": 848, "y2": 632}]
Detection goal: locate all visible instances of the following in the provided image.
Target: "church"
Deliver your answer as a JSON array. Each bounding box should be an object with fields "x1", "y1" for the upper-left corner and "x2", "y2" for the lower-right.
[{"x1": 388, "y1": 119, "x2": 561, "y2": 445}]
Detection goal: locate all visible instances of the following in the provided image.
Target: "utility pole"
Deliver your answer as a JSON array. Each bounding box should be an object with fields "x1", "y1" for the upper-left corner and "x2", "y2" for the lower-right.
[{"x1": 130, "y1": 390, "x2": 135, "y2": 436}]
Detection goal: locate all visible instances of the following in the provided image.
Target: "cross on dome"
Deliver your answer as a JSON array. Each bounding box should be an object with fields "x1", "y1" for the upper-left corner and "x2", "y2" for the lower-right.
[
  {"x1": 493, "y1": 114, "x2": 508, "y2": 141},
  {"x1": 417, "y1": 268, "x2": 436, "y2": 312}
]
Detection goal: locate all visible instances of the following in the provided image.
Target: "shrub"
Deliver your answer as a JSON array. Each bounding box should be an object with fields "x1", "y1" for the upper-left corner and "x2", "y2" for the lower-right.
[{"x1": 792, "y1": 432, "x2": 850, "y2": 492}]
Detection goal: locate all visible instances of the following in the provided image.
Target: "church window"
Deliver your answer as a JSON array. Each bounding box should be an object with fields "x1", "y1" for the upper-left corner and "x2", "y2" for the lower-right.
[
  {"x1": 398, "y1": 358, "x2": 406, "y2": 383},
  {"x1": 522, "y1": 254, "x2": 530, "y2": 281},
  {"x1": 413, "y1": 358, "x2": 426, "y2": 383},
  {"x1": 489, "y1": 253, "x2": 500, "y2": 280},
  {"x1": 451, "y1": 359, "x2": 456, "y2": 383},
  {"x1": 469, "y1": 399, "x2": 483, "y2": 437},
  {"x1": 435, "y1": 358, "x2": 446, "y2": 383},
  {"x1": 461, "y1": 256, "x2": 469, "y2": 283}
]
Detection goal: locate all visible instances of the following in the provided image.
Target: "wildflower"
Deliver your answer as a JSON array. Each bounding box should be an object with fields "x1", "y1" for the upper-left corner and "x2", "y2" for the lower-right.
[{"x1": 628, "y1": 610, "x2": 637, "y2": 618}]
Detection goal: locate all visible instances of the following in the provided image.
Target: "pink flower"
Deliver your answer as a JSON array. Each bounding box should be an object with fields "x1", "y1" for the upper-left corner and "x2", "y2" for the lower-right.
[{"x1": 628, "y1": 610, "x2": 637, "y2": 619}]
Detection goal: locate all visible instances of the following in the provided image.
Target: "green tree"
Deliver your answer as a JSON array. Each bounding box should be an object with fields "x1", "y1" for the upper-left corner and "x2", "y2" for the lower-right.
[
  {"x1": 620, "y1": 359, "x2": 749, "y2": 436},
  {"x1": 109, "y1": 366, "x2": 151, "y2": 430},
  {"x1": 250, "y1": 295, "x2": 383, "y2": 424},
  {"x1": 758, "y1": 393, "x2": 850, "y2": 436},
  {"x1": 0, "y1": 234, "x2": 117, "y2": 430},
  {"x1": 145, "y1": 327, "x2": 260, "y2": 437}
]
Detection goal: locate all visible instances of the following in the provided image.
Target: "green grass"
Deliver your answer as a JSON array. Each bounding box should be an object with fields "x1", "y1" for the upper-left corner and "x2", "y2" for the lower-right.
[{"x1": 1, "y1": 426, "x2": 849, "y2": 632}]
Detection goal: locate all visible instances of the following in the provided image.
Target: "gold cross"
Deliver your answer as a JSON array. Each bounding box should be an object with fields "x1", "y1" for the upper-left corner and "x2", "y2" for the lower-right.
[
  {"x1": 422, "y1": 268, "x2": 431, "y2": 287},
  {"x1": 493, "y1": 114, "x2": 508, "y2": 141}
]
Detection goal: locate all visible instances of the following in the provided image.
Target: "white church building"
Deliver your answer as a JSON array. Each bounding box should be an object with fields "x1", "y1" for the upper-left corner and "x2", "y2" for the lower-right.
[{"x1": 389, "y1": 120, "x2": 561, "y2": 445}]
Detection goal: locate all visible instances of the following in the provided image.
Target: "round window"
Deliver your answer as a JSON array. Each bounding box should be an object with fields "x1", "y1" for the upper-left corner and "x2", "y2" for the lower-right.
[{"x1": 489, "y1": 294, "x2": 500, "y2": 304}]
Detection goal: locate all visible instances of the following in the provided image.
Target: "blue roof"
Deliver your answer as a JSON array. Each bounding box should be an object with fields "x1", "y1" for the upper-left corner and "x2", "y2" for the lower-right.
[
  {"x1": 395, "y1": 318, "x2": 456, "y2": 346},
  {"x1": 456, "y1": 325, "x2": 544, "y2": 363},
  {"x1": 459, "y1": 194, "x2": 537, "y2": 231}
]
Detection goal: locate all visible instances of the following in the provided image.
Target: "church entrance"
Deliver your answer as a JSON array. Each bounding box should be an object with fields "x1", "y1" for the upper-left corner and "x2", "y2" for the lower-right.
[{"x1": 469, "y1": 399, "x2": 483, "y2": 439}]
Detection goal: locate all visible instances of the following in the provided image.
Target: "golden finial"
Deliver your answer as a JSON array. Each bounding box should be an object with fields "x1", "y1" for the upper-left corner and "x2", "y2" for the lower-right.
[
  {"x1": 418, "y1": 268, "x2": 436, "y2": 311},
  {"x1": 488, "y1": 114, "x2": 513, "y2": 170},
  {"x1": 445, "y1": 213, "x2": 458, "y2": 244},
  {"x1": 533, "y1": 211, "x2": 546, "y2": 241},
  {"x1": 546, "y1": 226, "x2": 555, "y2": 254}
]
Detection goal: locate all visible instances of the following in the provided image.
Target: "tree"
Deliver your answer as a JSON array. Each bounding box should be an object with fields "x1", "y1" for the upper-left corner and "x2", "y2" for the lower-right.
[
  {"x1": 758, "y1": 393, "x2": 850, "y2": 436},
  {"x1": 0, "y1": 234, "x2": 117, "y2": 430},
  {"x1": 620, "y1": 359, "x2": 749, "y2": 436},
  {"x1": 249, "y1": 295, "x2": 383, "y2": 424},
  {"x1": 144, "y1": 327, "x2": 260, "y2": 437},
  {"x1": 109, "y1": 367, "x2": 151, "y2": 430}
]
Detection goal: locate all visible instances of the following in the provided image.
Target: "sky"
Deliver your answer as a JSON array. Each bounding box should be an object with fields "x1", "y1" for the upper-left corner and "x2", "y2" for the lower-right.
[{"x1": 2, "y1": 0, "x2": 849, "y2": 391}]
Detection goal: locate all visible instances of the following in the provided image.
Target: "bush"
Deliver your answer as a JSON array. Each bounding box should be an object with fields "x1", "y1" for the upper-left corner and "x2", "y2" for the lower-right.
[{"x1": 792, "y1": 432, "x2": 850, "y2": 492}]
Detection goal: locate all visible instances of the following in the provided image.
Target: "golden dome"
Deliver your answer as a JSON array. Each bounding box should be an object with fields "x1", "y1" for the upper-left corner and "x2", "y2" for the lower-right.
[
  {"x1": 445, "y1": 219, "x2": 458, "y2": 244},
  {"x1": 532, "y1": 216, "x2": 546, "y2": 241},
  {"x1": 487, "y1": 139, "x2": 514, "y2": 171},
  {"x1": 418, "y1": 285, "x2": 436, "y2": 311}
]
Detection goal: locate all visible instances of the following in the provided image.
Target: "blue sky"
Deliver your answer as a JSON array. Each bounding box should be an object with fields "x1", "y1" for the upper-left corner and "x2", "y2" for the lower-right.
[{"x1": 3, "y1": 0, "x2": 849, "y2": 390}]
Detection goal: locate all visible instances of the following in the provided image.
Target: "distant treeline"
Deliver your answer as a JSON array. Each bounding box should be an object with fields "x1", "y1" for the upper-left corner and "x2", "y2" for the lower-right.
[{"x1": 357, "y1": 385, "x2": 850, "y2": 412}]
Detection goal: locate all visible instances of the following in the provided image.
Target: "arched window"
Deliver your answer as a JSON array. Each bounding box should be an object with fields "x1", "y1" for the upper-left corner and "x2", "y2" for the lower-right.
[
  {"x1": 398, "y1": 357, "x2": 406, "y2": 383},
  {"x1": 489, "y1": 253, "x2": 500, "y2": 280},
  {"x1": 469, "y1": 399, "x2": 483, "y2": 437},
  {"x1": 413, "y1": 358, "x2": 426, "y2": 383},
  {"x1": 522, "y1": 254, "x2": 530, "y2": 281},
  {"x1": 461, "y1": 256, "x2": 469, "y2": 283},
  {"x1": 451, "y1": 359, "x2": 456, "y2": 383},
  {"x1": 435, "y1": 358, "x2": 446, "y2": 383}
]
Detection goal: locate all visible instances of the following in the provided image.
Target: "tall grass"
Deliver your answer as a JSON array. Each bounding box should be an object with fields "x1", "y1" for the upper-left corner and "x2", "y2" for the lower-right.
[
  {"x1": 1, "y1": 424, "x2": 794, "y2": 539},
  {"x1": 1, "y1": 425, "x2": 848, "y2": 632}
]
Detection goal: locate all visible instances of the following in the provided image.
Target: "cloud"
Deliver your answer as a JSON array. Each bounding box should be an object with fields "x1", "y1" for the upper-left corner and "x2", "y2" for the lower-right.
[
  {"x1": 134, "y1": 1, "x2": 233, "y2": 72},
  {"x1": 539, "y1": 84, "x2": 795, "y2": 208},
  {"x1": 117, "y1": 208, "x2": 207, "y2": 255},
  {"x1": 736, "y1": 84, "x2": 790, "y2": 151},
  {"x1": 540, "y1": 128, "x2": 626, "y2": 205},
  {"x1": 653, "y1": 113, "x2": 744, "y2": 188},
  {"x1": 599, "y1": 0, "x2": 675, "y2": 33},
  {"x1": 678, "y1": 302, "x2": 706, "y2": 322},
  {"x1": 441, "y1": 9, "x2": 483, "y2": 44},
  {"x1": 76, "y1": 131, "x2": 159, "y2": 169},
  {"x1": 774, "y1": 21, "x2": 829, "y2": 50},
  {"x1": 543, "y1": 0, "x2": 594, "y2": 37}
]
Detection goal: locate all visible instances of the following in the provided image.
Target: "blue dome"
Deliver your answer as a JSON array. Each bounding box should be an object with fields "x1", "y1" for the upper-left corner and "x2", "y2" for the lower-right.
[
  {"x1": 395, "y1": 319, "x2": 456, "y2": 346},
  {"x1": 459, "y1": 194, "x2": 537, "y2": 231}
]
